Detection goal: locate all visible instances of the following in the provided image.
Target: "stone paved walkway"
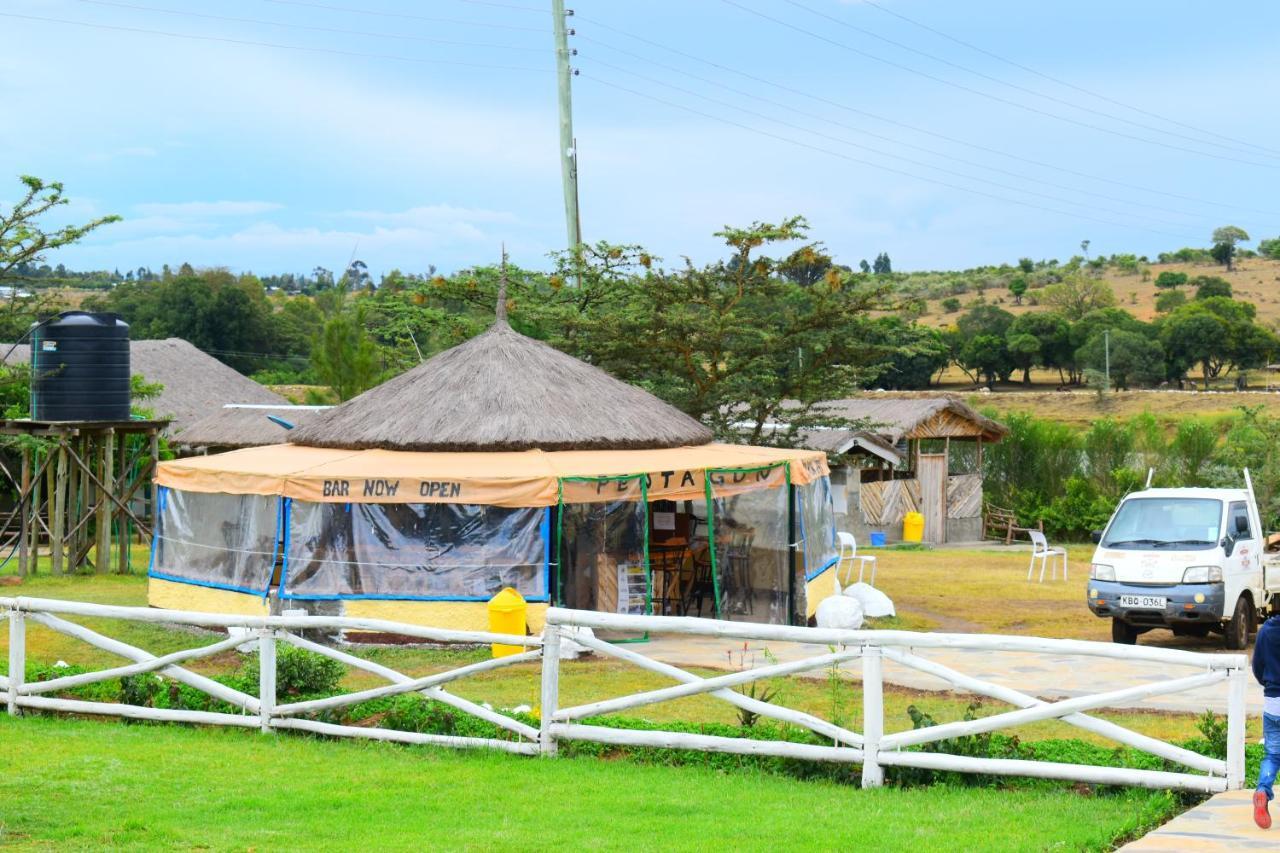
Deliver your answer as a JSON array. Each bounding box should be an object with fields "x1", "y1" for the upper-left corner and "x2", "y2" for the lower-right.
[
  {"x1": 638, "y1": 635, "x2": 1260, "y2": 715},
  {"x1": 1121, "y1": 790, "x2": 1274, "y2": 851}
]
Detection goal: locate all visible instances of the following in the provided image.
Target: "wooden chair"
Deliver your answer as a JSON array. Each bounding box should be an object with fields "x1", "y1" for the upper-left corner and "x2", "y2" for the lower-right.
[
  {"x1": 1026, "y1": 530, "x2": 1067, "y2": 582},
  {"x1": 983, "y1": 504, "x2": 1043, "y2": 544}
]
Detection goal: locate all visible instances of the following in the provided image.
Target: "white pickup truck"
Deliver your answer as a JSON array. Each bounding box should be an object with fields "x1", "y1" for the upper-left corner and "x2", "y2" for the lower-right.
[{"x1": 1087, "y1": 475, "x2": 1280, "y2": 647}]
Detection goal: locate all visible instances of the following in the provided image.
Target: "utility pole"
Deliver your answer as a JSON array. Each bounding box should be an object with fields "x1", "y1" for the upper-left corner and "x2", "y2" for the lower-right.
[
  {"x1": 551, "y1": 0, "x2": 581, "y2": 255},
  {"x1": 1104, "y1": 328, "x2": 1111, "y2": 390}
]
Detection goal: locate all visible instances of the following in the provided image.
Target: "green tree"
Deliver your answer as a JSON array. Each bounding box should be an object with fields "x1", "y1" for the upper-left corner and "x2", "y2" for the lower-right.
[
  {"x1": 0, "y1": 176, "x2": 119, "y2": 341},
  {"x1": 1210, "y1": 225, "x2": 1249, "y2": 272},
  {"x1": 311, "y1": 306, "x2": 382, "y2": 401},
  {"x1": 1005, "y1": 332, "x2": 1042, "y2": 384},
  {"x1": 545, "y1": 217, "x2": 893, "y2": 444},
  {"x1": 872, "y1": 252, "x2": 892, "y2": 275},
  {"x1": 1008, "y1": 276, "x2": 1028, "y2": 305},
  {"x1": 958, "y1": 334, "x2": 1009, "y2": 388},
  {"x1": 956, "y1": 304, "x2": 1015, "y2": 339},
  {"x1": 1259, "y1": 237, "x2": 1280, "y2": 260},
  {"x1": 858, "y1": 317, "x2": 949, "y2": 390},
  {"x1": 1075, "y1": 329, "x2": 1165, "y2": 390},
  {"x1": 1160, "y1": 298, "x2": 1279, "y2": 389},
  {"x1": 1169, "y1": 419, "x2": 1219, "y2": 485},
  {"x1": 1041, "y1": 273, "x2": 1116, "y2": 320},
  {"x1": 1154, "y1": 289, "x2": 1186, "y2": 313},
  {"x1": 1153, "y1": 270, "x2": 1188, "y2": 289},
  {"x1": 1193, "y1": 275, "x2": 1232, "y2": 300},
  {"x1": 1009, "y1": 312, "x2": 1073, "y2": 384}
]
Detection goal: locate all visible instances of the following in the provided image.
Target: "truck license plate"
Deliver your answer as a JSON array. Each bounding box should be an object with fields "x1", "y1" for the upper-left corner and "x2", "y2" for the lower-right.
[{"x1": 1119, "y1": 595, "x2": 1166, "y2": 609}]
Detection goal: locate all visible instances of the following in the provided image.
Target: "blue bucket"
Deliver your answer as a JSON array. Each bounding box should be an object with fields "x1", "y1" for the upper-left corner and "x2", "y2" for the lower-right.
[{"x1": 869, "y1": 531, "x2": 886, "y2": 547}]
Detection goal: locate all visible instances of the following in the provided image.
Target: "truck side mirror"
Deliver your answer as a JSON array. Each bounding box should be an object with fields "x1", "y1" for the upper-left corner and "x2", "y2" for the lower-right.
[
  {"x1": 1223, "y1": 536, "x2": 1236, "y2": 557},
  {"x1": 1236, "y1": 515, "x2": 1250, "y2": 536},
  {"x1": 1090, "y1": 530, "x2": 1103, "y2": 544}
]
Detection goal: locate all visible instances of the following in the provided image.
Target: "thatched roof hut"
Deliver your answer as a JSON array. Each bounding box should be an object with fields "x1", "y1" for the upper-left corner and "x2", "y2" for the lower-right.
[
  {"x1": 290, "y1": 318, "x2": 713, "y2": 452},
  {"x1": 174, "y1": 405, "x2": 329, "y2": 451},
  {"x1": 3, "y1": 338, "x2": 287, "y2": 434},
  {"x1": 801, "y1": 396, "x2": 1007, "y2": 456}
]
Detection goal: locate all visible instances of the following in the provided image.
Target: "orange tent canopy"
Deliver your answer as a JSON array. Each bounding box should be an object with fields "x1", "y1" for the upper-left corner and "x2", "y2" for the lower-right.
[{"x1": 157, "y1": 443, "x2": 830, "y2": 508}]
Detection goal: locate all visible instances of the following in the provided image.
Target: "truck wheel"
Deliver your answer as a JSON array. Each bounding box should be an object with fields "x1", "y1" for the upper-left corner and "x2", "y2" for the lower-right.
[
  {"x1": 1225, "y1": 597, "x2": 1252, "y2": 650},
  {"x1": 1111, "y1": 619, "x2": 1138, "y2": 645}
]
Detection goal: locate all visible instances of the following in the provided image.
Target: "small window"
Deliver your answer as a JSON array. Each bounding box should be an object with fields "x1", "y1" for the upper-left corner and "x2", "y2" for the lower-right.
[{"x1": 1229, "y1": 501, "x2": 1252, "y2": 539}]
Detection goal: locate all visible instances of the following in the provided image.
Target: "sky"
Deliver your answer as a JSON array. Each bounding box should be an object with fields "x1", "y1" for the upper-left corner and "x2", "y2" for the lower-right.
[{"x1": 3, "y1": 0, "x2": 1279, "y2": 277}]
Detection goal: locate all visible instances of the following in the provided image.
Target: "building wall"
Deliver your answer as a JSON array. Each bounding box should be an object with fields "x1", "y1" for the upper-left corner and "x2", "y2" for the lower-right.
[
  {"x1": 804, "y1": 566, "x2": 837, "y2": 621},
  {"x1": 835, "y1": 465, "x2": 986, "y2": 545},
  {"x1": 148, "y1": 577, "x2": 546, "y2": 634}
]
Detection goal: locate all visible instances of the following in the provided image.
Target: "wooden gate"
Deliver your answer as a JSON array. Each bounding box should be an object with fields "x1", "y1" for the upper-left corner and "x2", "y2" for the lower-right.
[{"x1": 918, "y1": 453, "x2": 947, "y2": 544}]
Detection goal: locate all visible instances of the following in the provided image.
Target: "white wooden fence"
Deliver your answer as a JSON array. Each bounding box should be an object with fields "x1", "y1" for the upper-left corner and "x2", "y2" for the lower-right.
[
  {"x1": 540, "y1": 608, "x2": 1248, "y2": 794},
  {"x1": 1, "y1": 596, "x2": 544, "y2": 755},
  {"x1": 0, "y1": 597, "x2": 1248, "y2": 793}
]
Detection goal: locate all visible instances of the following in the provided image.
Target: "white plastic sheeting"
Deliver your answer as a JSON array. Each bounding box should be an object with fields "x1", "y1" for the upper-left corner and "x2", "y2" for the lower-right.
[
  {"x1": 815, "y1": 594, "x2": 864, "y2": 629},
  {"x1": 842, "y1": 582, "x2": 896, "y2": 618}
]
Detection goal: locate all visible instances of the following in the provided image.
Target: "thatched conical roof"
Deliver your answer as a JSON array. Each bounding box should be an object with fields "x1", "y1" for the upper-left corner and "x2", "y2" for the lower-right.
[{"x1": 289, "y1": 319, "x2": 713, "y2": 453}]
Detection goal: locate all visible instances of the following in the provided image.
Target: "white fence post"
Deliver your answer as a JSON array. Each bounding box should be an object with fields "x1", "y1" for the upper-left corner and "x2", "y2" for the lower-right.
[
  {"x1": 7, "y1": 608, "x2": 23, "y2": 717},
  {"x1": 861, "y1": 644, "x2": 884, "y2": 788},
  {"x1": 1226, "y1": 664, "x2": 1247, "y2": 789},
  {"x1": 539, "y1": 625, "x2": 560, "y2": 756},
  {"x1": 259, "y1": 628, "x2": 276, "y2": 734}
]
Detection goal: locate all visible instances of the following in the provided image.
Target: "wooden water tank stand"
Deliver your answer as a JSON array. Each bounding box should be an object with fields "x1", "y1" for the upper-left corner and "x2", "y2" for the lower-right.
[{"x1": 0, "y1": 419, "x2": 167, "y2": 576}]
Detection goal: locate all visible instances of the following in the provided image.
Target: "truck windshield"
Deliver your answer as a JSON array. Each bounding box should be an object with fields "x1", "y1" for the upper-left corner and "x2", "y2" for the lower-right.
[{"x1": 1101, "y1": 498, "x2": 1221, "y2": 550}]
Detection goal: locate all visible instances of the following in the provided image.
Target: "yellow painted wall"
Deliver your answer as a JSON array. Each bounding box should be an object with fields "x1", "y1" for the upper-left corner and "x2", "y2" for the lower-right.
[
  {"x1": 343, "y1": 599, "x2": 547, "y2": 634},
  {"x1": 147, "y1": 578, "x2": 545, "y2": 635},
  {"x1": 804, "y1": 568, "x2": 837, "y2": 620},
  {"x1": 148, "y1": 578, "x2": 270, "y2": 617}
]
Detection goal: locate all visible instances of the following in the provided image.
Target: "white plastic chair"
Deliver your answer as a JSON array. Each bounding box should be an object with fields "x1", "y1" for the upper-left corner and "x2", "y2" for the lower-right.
[
  {"x1": 836, "y1": 531, "x2": 877, "y2": 590},
  {"x1": 1027, "y1": 529, "x2": 1067, "y2": 582}
]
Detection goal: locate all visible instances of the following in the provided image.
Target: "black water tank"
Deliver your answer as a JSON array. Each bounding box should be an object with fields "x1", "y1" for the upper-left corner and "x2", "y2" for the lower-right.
[{"x1": 30, "y1": 312, "x2": 131, "y2": 422}]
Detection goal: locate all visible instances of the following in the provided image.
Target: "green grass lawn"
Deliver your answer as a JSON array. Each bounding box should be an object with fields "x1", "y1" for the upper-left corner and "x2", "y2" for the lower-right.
[{"x1": 0, "y1": 716, "x2": 1178, "y2": 852}]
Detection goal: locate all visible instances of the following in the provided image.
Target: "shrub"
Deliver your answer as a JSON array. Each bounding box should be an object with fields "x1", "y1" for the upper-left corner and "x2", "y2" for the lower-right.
[
  {"x1": 941, "y1": 297, "x2": 962, "y2": 313},
  {"x1": 238, "y1": 645, "x2": 346, "y2": 698}
]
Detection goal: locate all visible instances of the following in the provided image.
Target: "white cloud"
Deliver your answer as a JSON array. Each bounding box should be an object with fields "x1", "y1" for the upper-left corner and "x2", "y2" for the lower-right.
[{"x1": 133, "y1": 200, "x2": 284, "y2": 217}]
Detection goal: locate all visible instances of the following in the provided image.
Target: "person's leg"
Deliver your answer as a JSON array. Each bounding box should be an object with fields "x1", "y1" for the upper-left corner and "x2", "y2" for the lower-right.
[
  {"x1": 1260, "y1": 713, "x2": 1280, "y2": 800},
  {"x1": 1255, "y1": 713, "x2": 1280, "y2": 828}
]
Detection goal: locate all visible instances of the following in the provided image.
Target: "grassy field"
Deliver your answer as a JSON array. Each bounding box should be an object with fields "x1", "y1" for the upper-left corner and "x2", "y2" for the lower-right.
[
  {"x1": 0, "y1": 553, "x2": 1254, "y2": 746},
  {"x1": 0, "y1": 716, "x2": 1181, "y2": 852}
]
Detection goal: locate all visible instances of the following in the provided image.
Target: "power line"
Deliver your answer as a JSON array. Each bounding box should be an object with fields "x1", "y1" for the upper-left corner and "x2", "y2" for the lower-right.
[
  {"x1": 781, "y1": 0, "x2": 1280, "y2": 161},
  {"x1": 256, "y1": 0, "x2": 547, "y2": 33},
  {"x1": 0, "y1": 11, "x2": 554, "y2": 73},
  {"x1": 583, "y1": 55, "x2": 1202, "y2": 236},
  {"x1": 860, "y1": 0, "x2": 1280, "y2": 159},
  {"x1": 69, "y1": 0, "x2": 546, "y2": 52},
  {"x1": 573, "y1": 14, "x2": 1280, "y2": 218},
  {"x1": 581, "y1": 73, "x2": 1199, "y2": 242},
  {"x1": 719, "y1": 0, "x2": 1280, "y2": 170},
  {"x1": 579, "y1": 35, "x2": 1231, "y2": 227}
]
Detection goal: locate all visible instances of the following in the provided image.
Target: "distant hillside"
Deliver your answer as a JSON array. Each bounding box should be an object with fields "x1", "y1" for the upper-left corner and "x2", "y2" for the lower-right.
[{"x1": 913, "y1": 257, "x2": 1280, "y2": 328}]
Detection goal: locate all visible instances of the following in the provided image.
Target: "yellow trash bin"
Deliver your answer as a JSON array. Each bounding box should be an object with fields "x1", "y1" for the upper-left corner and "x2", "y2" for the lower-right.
[
  {"x1": 488, "y1": 587, "x2": 527, "y2": 658},
  {"x1": 903, "y1": 511, "x2": 925, "y2": 543}
]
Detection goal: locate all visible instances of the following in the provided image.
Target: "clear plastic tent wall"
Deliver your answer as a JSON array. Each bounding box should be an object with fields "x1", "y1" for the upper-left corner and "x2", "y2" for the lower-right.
[
  {"x1": 797, "y1": 477, "x2": 840, "y2": 581},
  {"x1": 708, "y1": 465, "x2": 793, "y2": 623},
  {"x1": 150, "y1": 456, "x2": 838, "y2": 624},
  {"x1": 556, "y1": 476, "x2": 649, "y2": 616},
  {"x1": 151, "y1": 487, "x2": 280, "y2": 594},
  {"x1": 281, "y1": 501, "x2": 549, "y2": 601}
]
